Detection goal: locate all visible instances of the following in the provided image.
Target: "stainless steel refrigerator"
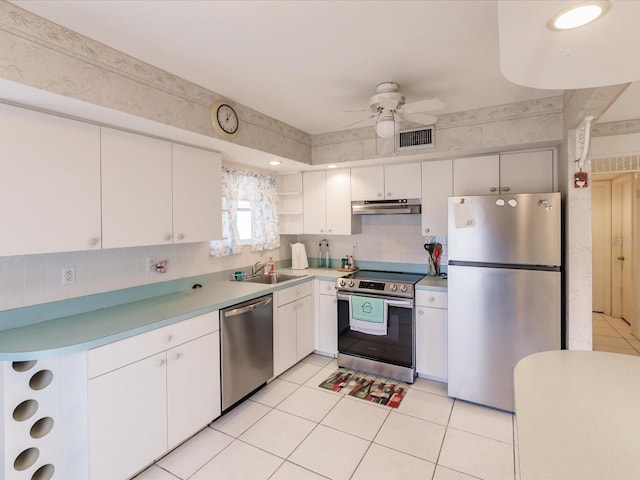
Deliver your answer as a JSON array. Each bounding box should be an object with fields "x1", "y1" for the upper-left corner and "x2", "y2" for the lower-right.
[{"x1": 447, "y1": 192, "x2": 562, "y2": 412}]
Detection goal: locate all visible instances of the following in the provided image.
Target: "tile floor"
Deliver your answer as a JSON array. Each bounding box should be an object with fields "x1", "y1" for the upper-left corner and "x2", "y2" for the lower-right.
[
  {"x1": 135, "y1": 354, "x2": 517, "y2": 480},
  {"x1": 592, "y1": 312, "x2": 640, "y2": 356}
]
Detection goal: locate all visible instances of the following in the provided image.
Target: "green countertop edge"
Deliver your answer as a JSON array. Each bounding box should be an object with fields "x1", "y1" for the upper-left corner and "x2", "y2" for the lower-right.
[{"x1": 0, "y1": 261, "x2": 446, "y2": 361}]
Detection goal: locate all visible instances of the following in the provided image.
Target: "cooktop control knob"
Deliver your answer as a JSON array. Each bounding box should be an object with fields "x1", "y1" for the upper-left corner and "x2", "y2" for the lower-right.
[
  {"x1": 401, "y1": 285, "x2": 408, "y2": 293},
  {"x1": 348, "y1": 280, "x2": 355, "y2": 287},
  {"x1": 390, "y1": 284, "x2": 398, "y2": 291},
  {"x1": 339, "y1": 279, "x2": 346, "y2": 287}
]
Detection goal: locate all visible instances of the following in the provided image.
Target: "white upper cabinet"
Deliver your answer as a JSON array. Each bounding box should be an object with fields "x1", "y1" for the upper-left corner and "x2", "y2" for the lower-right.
[
  {"x1": 421, "y1": 159, "x2": 452, "y2": 237},
  {"x1": 453, "y1": 150, "x2": 554, "y2": 196},
  {"x1": 101, "y1": 128, "x2": 173, "y2": 249},
  {"x1": 277, "y1": 173, "x2": 304, "y2": 234},
  {"x1": 172, "y1": 143, "x2": 222, "y2": 243},
  {"x1": 0, "y1": 103, "x2": 102, "y2": 256},
  {"x1": 351, "y1": 163, "x2": 421, "y2": 200},
  {"x1": 303, "y1": 169, "x2": 360, "y2": 235}
]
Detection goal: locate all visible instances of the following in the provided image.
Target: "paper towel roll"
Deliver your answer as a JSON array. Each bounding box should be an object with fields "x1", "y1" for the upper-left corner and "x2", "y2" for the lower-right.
[{"x1": 291, "y1": 243, "x2": 309, "y2": 270}]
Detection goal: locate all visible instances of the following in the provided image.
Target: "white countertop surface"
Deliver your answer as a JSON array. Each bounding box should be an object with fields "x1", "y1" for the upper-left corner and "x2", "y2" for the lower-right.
[
  {"x1": 0, "y1": 267, "x2": 445, "y2": 360},
  {"x1": 515, "y1": 350, "x2": 640, "y2": 480}
]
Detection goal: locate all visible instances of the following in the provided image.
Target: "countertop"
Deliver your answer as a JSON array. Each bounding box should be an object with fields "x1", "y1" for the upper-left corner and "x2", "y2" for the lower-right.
[
  {"x1": 514, "y1": 350, "x2": 640, "y2": 480},
  {"x1": 0, "y1": 267, "x2": 445, "y2": 361}
]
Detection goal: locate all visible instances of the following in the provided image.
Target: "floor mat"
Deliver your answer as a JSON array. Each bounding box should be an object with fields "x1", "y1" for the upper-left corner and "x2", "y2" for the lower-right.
[{"x1": 318, "y1": 368, "x2": 409, "y2": 408}]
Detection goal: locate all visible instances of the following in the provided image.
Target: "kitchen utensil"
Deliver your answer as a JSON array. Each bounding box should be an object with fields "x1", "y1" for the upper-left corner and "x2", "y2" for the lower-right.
[
  {"x1": 424, "y1": 243, "x2": 437, "y2": 275},
  {"x1": 434, "y1": 243, "x2": 442, "y2": 275}
]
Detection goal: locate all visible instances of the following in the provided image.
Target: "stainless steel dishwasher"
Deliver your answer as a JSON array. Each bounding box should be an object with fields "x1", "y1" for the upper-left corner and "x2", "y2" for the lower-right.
[{"x1": 220, "y1": 294, "x2": 274, "y2": 411}]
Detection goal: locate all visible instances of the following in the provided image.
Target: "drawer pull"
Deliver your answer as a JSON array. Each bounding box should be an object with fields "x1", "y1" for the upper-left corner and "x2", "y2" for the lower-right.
[
  {"x1": 429, "y1": 297, "x2": 435, "y2": 302},
  {"x1": 418, "y1": 309, "x2": 424, "y2": 315},
  {"x1": 157, "y1": 358, "x2": 166, "y2": 367},
  {"x1": 164, "y1": 335, "x2": 173, "y2": 343},
  {"x1": 171, "y1": 352, "x2": 180, "y2": 361}
]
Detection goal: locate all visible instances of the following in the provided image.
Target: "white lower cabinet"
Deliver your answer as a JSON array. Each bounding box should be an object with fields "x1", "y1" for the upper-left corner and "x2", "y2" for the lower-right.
[
  {"x1": 415, "y1": 290, "x2": 448, "y2": 382},
  {"x1": 274, "y1": 281, "x2": 313, "y2": 375},
  {"x1": 316, "y1": 280, "x2": 338, "y2": 357},
  {"x1": 87, "y1": 312, "x2": 220, "y2": 479}
]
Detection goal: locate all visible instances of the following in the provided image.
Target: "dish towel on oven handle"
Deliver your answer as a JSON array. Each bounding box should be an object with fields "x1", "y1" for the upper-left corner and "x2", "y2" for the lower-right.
[{"x1": 350, "y1": 295, "x2": 387, "y2": 336}]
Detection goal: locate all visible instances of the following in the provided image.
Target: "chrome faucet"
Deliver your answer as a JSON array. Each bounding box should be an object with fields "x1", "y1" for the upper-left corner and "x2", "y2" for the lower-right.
[{"x1": 251, "y1": 261, "x2": 267, "y2": 276}]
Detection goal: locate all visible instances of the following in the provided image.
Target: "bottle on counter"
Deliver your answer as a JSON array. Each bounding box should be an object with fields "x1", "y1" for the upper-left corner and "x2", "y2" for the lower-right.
[{"x1": 268, "y1": 256, "x2": 275, "y2": 273}]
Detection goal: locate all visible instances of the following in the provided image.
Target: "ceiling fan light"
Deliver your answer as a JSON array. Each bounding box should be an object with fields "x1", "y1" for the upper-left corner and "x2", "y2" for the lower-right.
[
  {"x1": 376, "y1": 114, "x2": 396, "y2": 139},
  {"x1": 547, "y1": 0, "x2": 610, "y2": 31}
]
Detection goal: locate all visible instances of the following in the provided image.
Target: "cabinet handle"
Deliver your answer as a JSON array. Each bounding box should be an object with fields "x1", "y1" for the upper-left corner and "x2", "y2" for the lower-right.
[
  {"x1": 171, "y1": 352, "x2": 180, "y2": 361},
  {"x1": 490, "y1": 186, "x2": 510, "y2": 193},
  {"x1": 164, "y1": 233, "x2": 172, "y2": 241},
  {"x1": 177, "y1": 233, "x2": 184, "y2": 240},
  {"x1": 418, "y1": 309, "x2": 424, "y2": 315},
  {"x1": 89, "y1": 237, "x2": 100, "y2": 246},
  {"x1": 332, "y1": 299, "x2": 337, "y2": 304},
  {"x1": 157, "y1": 358, "x2": 166, "y2": 367},
  {"x1": 424, "y1": 228, "x2": 430, "y2": 234},
  {"x1": 386, "y1": 192, "x2": 392, "y2": 197},
  {"x1": 164, "y1": 334, "x2": 173, "y2": 343},
  {"x1": 429, "y1": 297, "x2": 435, "y2": 302},
  {"x1": 490, "y1": 187, "x2": 498, "y2": 192},
  {"x1": 377, "y1": 193, "x2": 382, "y2": 198},
  {"x1": 502, "y1": 186, "x2": 510, "y2": 192}
]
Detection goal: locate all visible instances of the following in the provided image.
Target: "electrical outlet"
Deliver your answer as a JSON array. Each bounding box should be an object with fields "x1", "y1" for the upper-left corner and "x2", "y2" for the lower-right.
[
  {"x1": 146, "y1": 256, "x2": 156, "y2": 272},
  {"x1": 62, "y1": 266, "x2": 75, "y2": 285},
  {"x1": 352, "y1": 243, "x2": 358, "y2": 254}
]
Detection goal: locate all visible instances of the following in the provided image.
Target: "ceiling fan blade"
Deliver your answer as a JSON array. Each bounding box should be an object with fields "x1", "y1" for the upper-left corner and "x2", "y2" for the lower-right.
[
  {"x1": 396, "y1": 111, "x2": 438, "y2": 125},
  {"x1": 401, "y1": 97, "x2": 445, "y2": 113},
  {"x1": 341, "y1": 113, "x2": 378, "y2": 129}
]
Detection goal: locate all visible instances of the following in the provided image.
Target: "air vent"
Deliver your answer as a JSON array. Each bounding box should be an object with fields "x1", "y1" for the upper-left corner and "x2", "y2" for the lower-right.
[{"x1": 398, "y1": 126, "x2": 435, "y2": 151}]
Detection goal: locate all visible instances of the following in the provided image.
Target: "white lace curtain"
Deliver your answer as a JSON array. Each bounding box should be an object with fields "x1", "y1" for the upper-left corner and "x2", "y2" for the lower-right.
[{"x1": 210, "y1": 168, "x2": 280, "y2": 256}]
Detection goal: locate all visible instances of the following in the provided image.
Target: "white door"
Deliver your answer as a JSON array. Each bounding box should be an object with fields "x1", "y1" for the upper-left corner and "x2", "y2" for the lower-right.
[
  {"x1": 326, "y1": 168, "x2": 352, "y2": 234},
  {"x1": 101, "y1": 128, "x2": 173, "y2": 248},
  {"x1": 350, "y1": 166, "x2": 384, "y2": 200},
  {"x1": 172, "y1": 144, "x2": 222, "y2": 243},
  {"x1": 277, "y1": 302, "x2": 298, "y2": 374},
  {"x1": 318, "y1": 293, "x2": 338, "y2": 356},
  {"x1": 421, "y1": 159, "x2": 452, "y2": 236},
  {"x1": 591, "y1": 179, "x2": 612, "y2": 314},
  {"x1": 500, "y1": 150, "x2": 554, "y2": 194},
  {"x1": 302, "y1": 171, "x2": 327, "y2": 234},
  {"x1": 296, "y1": 295, "x2": 315, "y2": 361},
  {"x1": 452, "y1": 155, "x2": 499, "y2": 195},
  {"x1": 611, "y1": 174, "x2": 633, "y2": 323},
  {"x1": 385, "y1": 163, "x2": 422, "y2": 199}
]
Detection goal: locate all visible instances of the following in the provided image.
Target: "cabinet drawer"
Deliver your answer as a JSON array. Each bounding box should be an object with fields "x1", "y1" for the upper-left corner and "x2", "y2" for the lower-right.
[
  {"x1": 88, "y1": 311, "x2": 219, "y2": 378},
  {"x1": 415, "y1": 290, "x2": 448, "y2": 309},
  {"x1": 277, "y1": 281, "x2": 313, "y2": 306},
  {"x1": 318, "y1": 280, "x2": 337, "y2": 296}
]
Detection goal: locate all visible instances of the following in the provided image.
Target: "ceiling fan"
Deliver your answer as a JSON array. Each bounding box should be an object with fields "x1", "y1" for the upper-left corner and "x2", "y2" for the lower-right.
[{"x1": 345, "y1": 82, "x2": 445, "y2": 139}]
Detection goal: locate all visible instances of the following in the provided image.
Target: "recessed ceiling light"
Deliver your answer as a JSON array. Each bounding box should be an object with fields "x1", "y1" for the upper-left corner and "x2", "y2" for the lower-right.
[
  {"x1": 269, "y1": 160, "x2": 281, "y2": 166},
  {"x1": 547, "y1": 0, "x2": 611, "y2": 31},
  {"x1": 327, "y1": 164, "x2": 338, "y2": 169}
]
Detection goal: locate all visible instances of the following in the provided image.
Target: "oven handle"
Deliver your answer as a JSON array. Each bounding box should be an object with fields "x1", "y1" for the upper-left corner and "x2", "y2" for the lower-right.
[{"x1": 336, "y1": 292, "x2": 413, "y2": 308}]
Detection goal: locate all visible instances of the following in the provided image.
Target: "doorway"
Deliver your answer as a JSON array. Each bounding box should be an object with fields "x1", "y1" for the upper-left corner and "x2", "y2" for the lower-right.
[{"x1": 592, "y1": 172, "x2": 638, "y2": 339}]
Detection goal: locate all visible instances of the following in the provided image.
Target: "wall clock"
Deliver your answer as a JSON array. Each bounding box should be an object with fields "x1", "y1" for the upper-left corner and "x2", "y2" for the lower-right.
[{"x1": 209, "y1": 100, "x2": 239, "y2": 138}]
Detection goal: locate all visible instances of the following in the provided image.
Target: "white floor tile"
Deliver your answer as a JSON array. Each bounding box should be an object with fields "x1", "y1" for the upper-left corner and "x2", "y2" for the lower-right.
[
  {"x1": 438, "y1": 428, "x2": 515, "y2": 480},
  {"x1": 276, "y1": 385, "x2": 341, "y2": 422},
  {"x1": 432, "y1": 465, "x2": 479, "y2": 480},
  {"x1": 396, "y1": 388, "x2": 454, "y2": 425},
  {"x1": 240, "y1": 409, "x2": 316, "y2": 458},
  {"x1": 300, "y1": 353, "x2": 334, "y2": 367},
  {"x1": 270, "y1": 461, "x2": 329, "y2": 480},
  {"x1": 251, "y1": 378, "x2": 299, "y2": 407},
  {"x1": 133, "y1": 465, "x2": 178, "y2": 480},
  {"x1": 448, "y1": 400, "x2": 514, "y2": 444},
  {"x1": 374, "y1": 411, "x2": 446, "y2": 463},
  {"x1": 191, "y1": 440, "x2": 282, "y2": 480},
  {"x1": 210, "y1": 400, "x2": 271, "y2": 437},
  {"x1": 351, "y1": 443, "x2": 436, "y2": 480},
  {"x1": 321, "y1": 396, "x2": 390, "y2": 440},
  {"x1": 157, "y1": 427, "x2": 233, "y2": 478},
  {"x1": 412, "y1": 377, "x2": 449, "y2": 396},
  {"x1": 279, "y1": 362, "x2": 324, "y2": 384},
  {"x1": 289, "y1": 424, "x2": 370, "y2": 480}
]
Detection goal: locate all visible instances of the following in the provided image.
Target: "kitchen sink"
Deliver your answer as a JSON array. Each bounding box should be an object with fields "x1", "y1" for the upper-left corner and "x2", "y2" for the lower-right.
[{"x1": 241, "y1": 273, "x2": 307, "y2": 284}]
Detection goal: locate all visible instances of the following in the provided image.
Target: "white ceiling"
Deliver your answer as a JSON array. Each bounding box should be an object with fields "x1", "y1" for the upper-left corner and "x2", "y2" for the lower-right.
[{"x1": 9, "y1": 0, "x2": 639, "y2": 140}]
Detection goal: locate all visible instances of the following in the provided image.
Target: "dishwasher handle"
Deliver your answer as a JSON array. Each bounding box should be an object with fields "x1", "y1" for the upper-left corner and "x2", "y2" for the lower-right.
[{"x1": 223, "y1": 296, "x2": 272, "y2": 317}]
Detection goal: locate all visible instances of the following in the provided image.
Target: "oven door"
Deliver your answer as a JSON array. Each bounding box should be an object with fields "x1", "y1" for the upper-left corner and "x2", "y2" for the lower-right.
[{"x1": 337, "y1": 292, "x2": 414, "y2": 368}]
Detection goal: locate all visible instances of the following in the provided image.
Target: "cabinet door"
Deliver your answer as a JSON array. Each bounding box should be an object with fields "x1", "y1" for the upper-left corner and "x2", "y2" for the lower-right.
[
  {"x1": 101, "y1": 128, "x2": 173, "y2": 248},
  {"x1": 277, "y1": 173, "x2": 303, "y2": 234},
  {"x1": 172, "y1": 144, "x2": 222, "y2": 243},
  {"x1": 453, "y1": 154, "x2": 499, "y2": 196},
  {"x1": 303, "y1": 171, "x2": 327, "y2": 234},
  {"x1": 318, "y1": 293, "x2": 338, "y2": 356},
  {"x1": 415, "y1": 306, "x2": 448, "y2": 381},
  {"x1": 0, "y1": 103, "x2": 101, "y2": 256},
  {"x1": 89, "y1": 352, "x2": 167, "y2": 480},
  {"x1": 385, "y1": 163, "x2": 422, "y2": 199},
  {"x1": 167, "y1": 332, "x2": 220, "y2": 448},
  {"x1": 421, "y1": 159, "x2": 452, "y2": 236},
  {"x1": 326, "y1": 168, "x2": 355, "y2": 235},
  {"x1": 500, "y1": 150, "x2": 554, "y2": 194},
  {"x1": 351, "y1": 166, "x2": 384, "y2": 200},
  {"x1": 296, "y1": 296, "x2": 315, "y2": 361},
  {"x1": 277, "y1": 302, "x2": 298, "y2": 374}
]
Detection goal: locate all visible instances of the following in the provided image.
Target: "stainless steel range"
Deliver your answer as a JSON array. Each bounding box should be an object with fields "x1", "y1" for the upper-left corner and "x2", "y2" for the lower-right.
[{"x1": 335, "y1": 270, "x2": 424, "y2": 383}]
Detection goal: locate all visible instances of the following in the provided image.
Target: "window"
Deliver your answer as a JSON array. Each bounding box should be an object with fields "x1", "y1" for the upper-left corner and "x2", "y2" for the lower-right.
[{"x1": 210, "y1": 168, "x2": 280, "y2": 256}]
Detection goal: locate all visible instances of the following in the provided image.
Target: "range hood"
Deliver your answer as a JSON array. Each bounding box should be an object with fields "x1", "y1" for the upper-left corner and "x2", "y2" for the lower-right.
[{"x1": 351, "y1": 199, "x2": 422, "y2": 215}]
